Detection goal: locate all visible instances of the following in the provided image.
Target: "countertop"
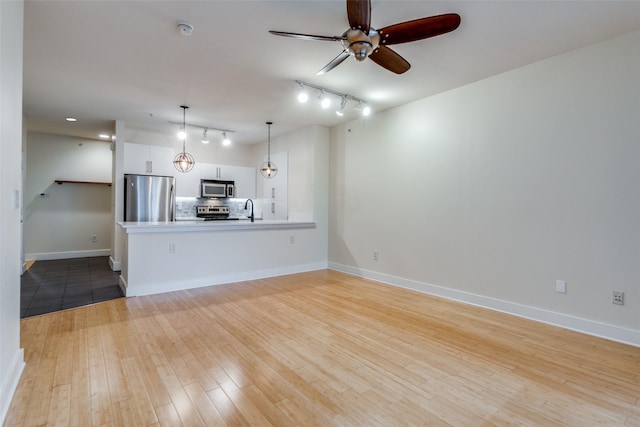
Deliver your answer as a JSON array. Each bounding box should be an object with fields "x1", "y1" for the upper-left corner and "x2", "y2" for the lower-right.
[{"x1": 118, "y1": 218, "x2": 316, "y2": 234}]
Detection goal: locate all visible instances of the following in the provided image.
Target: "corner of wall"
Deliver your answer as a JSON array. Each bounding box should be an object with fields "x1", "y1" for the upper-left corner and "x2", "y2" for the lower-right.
[{"x1": 0, "y1": 349, "x2": 25, "y2": 423}]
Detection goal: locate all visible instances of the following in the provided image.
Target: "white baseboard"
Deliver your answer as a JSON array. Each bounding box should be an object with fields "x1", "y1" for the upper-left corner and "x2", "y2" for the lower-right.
[
  {"x1": 24, "y1": 249, "x2": 111, "y2": 261},
  {"x1": 109, "y1": 256, "x2": 121, "y2": 272},
  {"x1": 329, "y1": 262, "x2": 640, "y2": 348},
  {"x1": 118, "y1": 275, "x2": 128, "y2": 296},
  {"x1": 0, "y1": 348, "x2": 25, "y2": 425},
  {"x1": 127, "y1": 261, "x2": 328, "y2": 297}
]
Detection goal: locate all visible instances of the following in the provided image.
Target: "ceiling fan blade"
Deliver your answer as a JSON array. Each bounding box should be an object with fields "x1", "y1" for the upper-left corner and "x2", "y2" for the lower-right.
[
  {"x1": 317, "y1": 50, "x2": 351, "y2": 75},
  {"x1": 347, "y1": 0, "x2": 371, "y2": 33},
  {"x1": 269, "y1": 30, "x2": 345, "y2": 42},
  {"x1": 378, "y1": 13, "x2": 461, "y2": 45},
  {"x1": 369, "y1": 45, "x2": 411, "y2": 74}
]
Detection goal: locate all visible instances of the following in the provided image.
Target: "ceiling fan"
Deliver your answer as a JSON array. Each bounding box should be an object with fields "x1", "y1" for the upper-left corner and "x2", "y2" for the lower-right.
[{"x1": 269, "y1": 0, "x2": 461, "y2": 75}]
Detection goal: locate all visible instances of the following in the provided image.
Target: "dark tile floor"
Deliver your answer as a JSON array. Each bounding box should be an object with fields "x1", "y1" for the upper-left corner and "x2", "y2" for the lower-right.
[{"x1": 21, "y1": 256, "x2": 124, "y2": 318}]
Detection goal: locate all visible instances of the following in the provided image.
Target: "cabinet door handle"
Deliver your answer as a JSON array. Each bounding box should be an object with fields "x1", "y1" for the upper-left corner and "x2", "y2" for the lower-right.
[
  {"x1": 271, "y1": 202, "x2": 275, "y2": 214},
  {"x1": 271, "y1": 187, "x2": 276, "y2": 199}
]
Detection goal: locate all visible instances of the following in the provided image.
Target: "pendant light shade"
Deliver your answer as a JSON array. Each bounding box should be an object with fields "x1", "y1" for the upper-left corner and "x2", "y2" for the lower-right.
[
  {"x1": 173, "y1": 105, "x2": 195, "y2": 173},
  {"x1": 260, "y1": 121, "x2": 278, "y2": 178},
  {"x1": 173, "y1": 151, "x2": 195, "y2": 172}
]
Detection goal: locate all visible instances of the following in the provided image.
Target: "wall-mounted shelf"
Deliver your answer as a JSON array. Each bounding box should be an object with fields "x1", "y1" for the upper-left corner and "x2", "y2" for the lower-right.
[{"x1": 55, "y1": 180, "x2": 112, "y2": 186}]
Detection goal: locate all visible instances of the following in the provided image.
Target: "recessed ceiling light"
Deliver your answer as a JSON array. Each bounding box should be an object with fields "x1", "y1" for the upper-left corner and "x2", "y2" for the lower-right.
[{"x1": 65, "y1": 117, "x2": 77, "y2": 122}]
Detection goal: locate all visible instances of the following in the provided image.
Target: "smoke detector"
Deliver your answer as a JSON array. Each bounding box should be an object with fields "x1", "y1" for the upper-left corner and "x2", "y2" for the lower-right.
[{"x1": 177, "y1": 22, "x2": 194, "y2": 36}]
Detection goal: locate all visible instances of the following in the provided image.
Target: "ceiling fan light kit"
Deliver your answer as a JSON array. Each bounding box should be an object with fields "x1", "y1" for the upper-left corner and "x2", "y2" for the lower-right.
[{"x1": 269, "y1": 0, "x2": 460, "y2": 75}]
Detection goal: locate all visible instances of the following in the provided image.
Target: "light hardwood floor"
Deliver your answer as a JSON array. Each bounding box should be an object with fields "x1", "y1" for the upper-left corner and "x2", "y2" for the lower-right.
[{"x1": 5, "y1": 270, "x2": 640, "y2": 426}]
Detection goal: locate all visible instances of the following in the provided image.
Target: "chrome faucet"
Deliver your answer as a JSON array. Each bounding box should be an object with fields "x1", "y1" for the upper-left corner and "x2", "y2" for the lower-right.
[{"x1": 244, "y1": 198, "x2": 254, "y2": 222}]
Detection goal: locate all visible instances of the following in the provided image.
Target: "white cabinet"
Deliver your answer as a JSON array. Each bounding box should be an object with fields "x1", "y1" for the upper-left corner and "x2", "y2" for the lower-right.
[
  {"x1": 229, "y1": 166, "x2": 256, "y2": 199},
  {"x1": 199, "y1": 163, "x2": 256, "y2": 199},
  {"x1": 123, "y1": 143, "x2": 256, "y2": 199},
  {"x1": 198, "y1": 163, "x2": 220, "y2": 181},
  {"x1": 174, "y1": 163, "x2": 201, "y2": 197},
  {"x1": 123, "y1": 143, "x2": 174, "y2": 177},
  {"x1": 261, "y1": 151, "x2": 288, "y2": 220}
]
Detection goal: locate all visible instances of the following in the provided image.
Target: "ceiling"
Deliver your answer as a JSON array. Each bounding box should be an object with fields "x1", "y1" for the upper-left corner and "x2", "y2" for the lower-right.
[{"x1": 23, "y1": 1, "x2": 640, "y2": 145}]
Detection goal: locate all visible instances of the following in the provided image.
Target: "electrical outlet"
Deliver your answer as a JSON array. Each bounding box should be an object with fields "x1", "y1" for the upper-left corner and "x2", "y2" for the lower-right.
[
  {"x1": 92, "y1": 235, "x2": 98, "y2": 243},
  {"x1": 169, "y1": 243, "x2": 176, "y2": 254},
  {"x1": 612, "y1": 291, "x2": 624, "y2": 305},
  {"x1": 555, "y1": 280, "x2": 566, "y2": 294},
  {"x1": 289, "y1": 236, "x2": 295, "y2": 244},
  {"x1": 373, "y1": 251, "x2": 379, "y2": 261}
]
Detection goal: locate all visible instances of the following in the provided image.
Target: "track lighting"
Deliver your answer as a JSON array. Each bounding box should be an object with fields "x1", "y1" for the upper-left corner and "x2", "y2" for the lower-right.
[
  {"x1": 222, "y1": 131, "x2": 231, "y2": 146},
  {"x1": 319, "y1": 90, "x2": 331, "y2": 109},
  {"x1": 356, "y1": 101, "x2": 371, "y2": 117},
  {"x1": 169, "y1": 119, "x2": 235, "y2": 146},
  {"x1": 336, "y1": 96, "x2": 347, "y2": 116},
  {"x1": 201, "y1": 128, "x2": 210, "y2": 144},
  {"x1": 297, "y1": 82, "x2": 309, "y2": 103},
  {"x1": 294, "y1": 80, "x2": 370, "y2": 117}
]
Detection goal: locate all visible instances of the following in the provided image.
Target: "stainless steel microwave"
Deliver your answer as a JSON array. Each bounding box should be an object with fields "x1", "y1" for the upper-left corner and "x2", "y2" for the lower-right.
[{"x1": 201, "y1": 179, "x2": 234, "y2": 198}]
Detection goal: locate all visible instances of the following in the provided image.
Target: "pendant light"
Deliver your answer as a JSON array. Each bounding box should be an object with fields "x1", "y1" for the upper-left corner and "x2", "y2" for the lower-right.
[
  {"x1": 260, "y1": 121, "x2": 278, "y2": 178},
  {"x1": 173, "y1": 105, "x2": 195, "y2": 173}
]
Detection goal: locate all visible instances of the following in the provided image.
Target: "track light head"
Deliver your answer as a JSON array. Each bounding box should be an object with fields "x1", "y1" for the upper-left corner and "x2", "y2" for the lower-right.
[
  {"x1": 336, "y1": 96, "x2": 347, "y2": 116},
  {"x1": 297, "y1": 82, "x2": 309, "y2": 103},
  {"x1": 319, "y1": 90, "x2": 331, "y2": 109},
  {"x1": 222, "y1": 131, "x2": 231, "y2": 146},
  {"x1": 355, "y1": 101, "x2": 371, "y2": 117}
]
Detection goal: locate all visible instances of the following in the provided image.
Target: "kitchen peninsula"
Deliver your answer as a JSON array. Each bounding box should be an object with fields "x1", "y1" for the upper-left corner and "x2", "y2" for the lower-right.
[{"x1": 118, "y1": 219, "x2": 321, "y2": 296}]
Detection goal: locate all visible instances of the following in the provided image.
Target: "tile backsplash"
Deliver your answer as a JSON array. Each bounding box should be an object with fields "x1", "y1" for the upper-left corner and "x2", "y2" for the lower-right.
[{"x1": 176, "y1": 197, "x2": 253, "y2": 220}]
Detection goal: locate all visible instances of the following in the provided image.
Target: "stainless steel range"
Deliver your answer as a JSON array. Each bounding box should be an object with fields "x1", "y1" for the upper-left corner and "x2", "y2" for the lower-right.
[{"x1": 196, "y1": 205, "x2": 235, "y2": 221}]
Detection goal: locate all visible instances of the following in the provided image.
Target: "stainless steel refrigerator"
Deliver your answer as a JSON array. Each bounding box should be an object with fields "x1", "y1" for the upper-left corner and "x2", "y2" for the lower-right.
[{"x1": 124, "y1": 174, "x2": 176, "y2": 222}]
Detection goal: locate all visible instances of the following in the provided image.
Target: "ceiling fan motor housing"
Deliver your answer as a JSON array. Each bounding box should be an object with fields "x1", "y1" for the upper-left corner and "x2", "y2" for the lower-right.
[
  {"x1": 342, "y1": 28, "x2": 380, "y2": 61},
  {"x1": 269, "y1": 0, "x2": 460, "y2": 74}
]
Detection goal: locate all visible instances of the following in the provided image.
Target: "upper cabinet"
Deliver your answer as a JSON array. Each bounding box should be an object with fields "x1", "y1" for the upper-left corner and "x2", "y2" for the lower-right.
[
  {"x1": 175, "y1": 163, "x2": 201, "y2": 197},
  {"x1": 123, "y1": 143, "x2": 175, "y2": 177},
  {"x1": 227, "y1": 165, "x2": 257, "y2": 199},
  {"x1": 123, "y1": 142, "x2": 256, "y2": 199},
  {"x1": 198, "y1": 164, "x2": 256, "y2": 199}
]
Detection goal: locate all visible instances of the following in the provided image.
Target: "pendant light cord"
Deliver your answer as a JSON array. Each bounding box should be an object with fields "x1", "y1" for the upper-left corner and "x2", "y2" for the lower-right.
[
  {"x1": 181, "y1": 106, "x2": 188, "y2": 152},
  {"x1": 266, "y1": 121, "x2": 272, "y2": 163}
]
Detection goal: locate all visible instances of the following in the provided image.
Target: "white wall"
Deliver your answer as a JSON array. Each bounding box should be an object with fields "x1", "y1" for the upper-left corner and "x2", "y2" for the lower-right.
[
  {"x1": 329, "y1": 31, "x2": 640, "y2": 346},
  {"x1": 0, "y1": 0, "x2": 25, "y2": 423},
  {"x1": 24, "y1": 132, "x2": 112, "y2": 260}
]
